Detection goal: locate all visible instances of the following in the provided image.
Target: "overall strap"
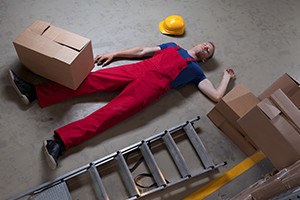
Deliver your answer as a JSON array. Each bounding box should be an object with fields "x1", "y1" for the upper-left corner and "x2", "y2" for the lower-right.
[
  {"x1": 175, "y1": 45, "x2": 181, "y2": 50},
  {"x1": 175, "y1": 45, "x2": 197, "y2": 62},
  {"x1": 185, "y1": 57, "x2": 197, "y2": 62}
]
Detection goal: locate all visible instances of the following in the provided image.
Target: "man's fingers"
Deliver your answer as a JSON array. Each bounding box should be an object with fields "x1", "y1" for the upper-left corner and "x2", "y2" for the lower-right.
[
  {"x1": 96, "y1": 57, "x2": 106, "y2": 66},
  {"x1": 102, "y1": 61, "x2": 109, "y2": 66},
  {"x1": 226, "y1": 68, "x2": 235, "y2": 75}
]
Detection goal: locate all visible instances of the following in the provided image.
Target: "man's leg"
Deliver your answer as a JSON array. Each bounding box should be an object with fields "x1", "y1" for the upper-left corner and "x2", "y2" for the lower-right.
[
  {"x1": 55, "y1": 78, "x2": 166, "y2": 149},
  {"x1": 44, "y1": 77, "x2": 166, "y2": 169},
  {"x1": 42, "y1": 62, "x2": 158, "y2": 169},
  {"x1": 36, "y1": 64, "x2": 144, "y2": 107}
]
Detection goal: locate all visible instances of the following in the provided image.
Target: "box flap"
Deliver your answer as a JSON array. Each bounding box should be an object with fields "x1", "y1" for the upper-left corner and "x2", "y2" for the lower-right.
[
  {"x1": 54, "y1": 46, "x2": 78, "y2": 64},
  {"x1": 13, "y1": 30, "x2": 61, "y2": 58},
  {"x1": 222, "y1": 84, "x2": 250, "y2": 102},
  {"x1": 42, "y1": 26, "x2": 89, "y2": 52},
  {"x1": 257, "y1": 98, "x2": 281, "y2": 120},
  {"x1": 272, "y1": 114, "x2": 300, "y2": 155},
  {"x1": 14, "y1": 30, "x2": 78, "y2": 64},
  {"x1": 259, "y1": 73, "x2": 299, "y2": 100},
  {"x1": 217, "y1": 84, "x2": 259, "y2": 118},
  {"x1": 27, "y1": 20, "x2": 51, "y2": 35},
  {"x1": 226, "y1": 93, "x2": 259, "y2": 118},
  {"x1": 290, "y1": 87, "x2": 300, "y2": 109},
  {"x1": 270, "y1": 89, "x2": 300, "y2": 130}
]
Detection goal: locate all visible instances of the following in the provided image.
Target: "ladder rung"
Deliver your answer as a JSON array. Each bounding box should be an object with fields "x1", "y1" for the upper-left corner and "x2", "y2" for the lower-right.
[
  {"x1": 184, "y1": 122, "x2": 214, "y2": 169},
  {"x1": 162, "y1": 131, "x2": 190, "y2": 178},
  {"x1": 115, "y1": 152, "x2": 140, "y2": 198},
  {"x1": 139, "y1": 141, "x2": 166, "y2": 187},
  {"x1": 89, "y1": 163, "x2": 110, "y2": 200},
  {"x1": 31, "y1": 181, "x2": 72, "y2": 200}
]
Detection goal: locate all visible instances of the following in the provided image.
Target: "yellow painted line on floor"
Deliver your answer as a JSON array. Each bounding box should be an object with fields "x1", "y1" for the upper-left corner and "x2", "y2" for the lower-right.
[{"x1": 184, "y1": 151, "x2": 266, "y2": 200}]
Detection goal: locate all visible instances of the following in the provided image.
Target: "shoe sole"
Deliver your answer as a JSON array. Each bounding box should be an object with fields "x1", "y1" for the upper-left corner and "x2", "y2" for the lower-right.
[
  {"x1": 43, "y1": 140, "x2": 58, "y2": 170},
  {"x1": 8, "y1": 70, "x2": 30, "y2": 105}
]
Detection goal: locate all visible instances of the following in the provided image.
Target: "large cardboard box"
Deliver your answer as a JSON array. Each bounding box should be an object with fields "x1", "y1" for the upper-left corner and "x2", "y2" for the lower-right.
[
  {"x1": 13, "y1": 20, "x2": 94, "y2": 90},
  {"x1": 207, "y1": 84, "x2": 259, "y2": 156},
  {"x1": 215, "y1": 84, "x2": 260, "y2": 135},
  {"x1": 259, "y1": 73, "x2": 300, "y2": 108},
  {"x1": 238, "y1": 89, "x2": 300, "y2": 170}
]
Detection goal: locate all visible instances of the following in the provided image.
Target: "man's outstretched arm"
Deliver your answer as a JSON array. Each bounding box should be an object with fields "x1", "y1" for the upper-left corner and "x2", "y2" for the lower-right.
[
  {"x1": 94, "y1": 46, "x2": 161, "y2": 66},
  {"x1": 198, "y1": 69, "x2": 235, "y2": 103}
]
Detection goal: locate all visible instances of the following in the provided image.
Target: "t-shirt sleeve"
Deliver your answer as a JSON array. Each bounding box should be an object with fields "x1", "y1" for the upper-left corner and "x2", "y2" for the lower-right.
[
  {"x1": 159, "y1": 42, "x2": 177, "y2": 50},
  {"x1": 192, "y1": 73, "x2": 207, "y2": 85}
]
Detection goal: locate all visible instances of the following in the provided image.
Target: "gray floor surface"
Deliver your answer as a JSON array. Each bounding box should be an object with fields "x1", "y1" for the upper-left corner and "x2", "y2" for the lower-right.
[{"x1": 0, "y1": 0, "x2": 299, "y2": 199}]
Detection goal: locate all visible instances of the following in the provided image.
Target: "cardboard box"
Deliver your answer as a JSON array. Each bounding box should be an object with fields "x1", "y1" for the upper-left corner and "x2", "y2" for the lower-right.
[
  {"x1": 238, "y1": 89, "x2": 300, "y2": 170},
  {"x1": 215, "y1": 84, "x2": 260, "y2": 135},
  {"x1": 207, "y1": 84, "x2": 259, "y2": 156},
  {"x1": 13, "y1": 20, "x2": 94, "y2": 90},
  {"x1": 207, "y1": 107, "x2": 257, "y2": 156},
  {"x1": 259, "y1": 73, "x2": 300, "y2": 108},
  {"x1": 232, "y1": 160, "x2": 300, "y2": 200}
]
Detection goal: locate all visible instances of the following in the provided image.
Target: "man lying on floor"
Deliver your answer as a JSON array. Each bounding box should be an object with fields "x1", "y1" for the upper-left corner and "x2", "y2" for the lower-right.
[{"x1": 9, "y1": 41, "x2": 235, "y2": 169}]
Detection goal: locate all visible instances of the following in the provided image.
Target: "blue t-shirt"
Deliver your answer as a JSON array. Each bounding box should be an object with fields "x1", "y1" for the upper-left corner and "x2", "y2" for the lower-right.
[{"x1": 159, "y1": 42, "x2": 206, "y2": 89}]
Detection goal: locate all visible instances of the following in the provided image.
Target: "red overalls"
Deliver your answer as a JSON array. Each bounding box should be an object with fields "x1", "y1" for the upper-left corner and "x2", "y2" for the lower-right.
[{"x1": 35, "y1": 46, "x2": 195, "y2": 149}]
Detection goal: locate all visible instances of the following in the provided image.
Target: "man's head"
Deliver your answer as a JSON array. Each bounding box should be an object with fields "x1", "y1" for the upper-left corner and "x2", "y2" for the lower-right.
[{"x1": 193, "y1": 42, "x2": 215, "y2": 62}]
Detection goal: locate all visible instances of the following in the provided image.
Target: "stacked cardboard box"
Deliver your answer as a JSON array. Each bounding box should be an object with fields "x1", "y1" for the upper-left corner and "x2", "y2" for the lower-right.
[
  {"x1": 207, "y1": 74, "x2": 300, "y2": 167},
  {"x1": 207, "y1": 84, "x2": 259, "y2": 156},
  {"x1": 208, "y1": 74, "x2": 299, "y2": 199},
  {"x1": 13, "y1": 20, "x2": 94, "y2": 90},
  {"x1": 231, "y1": 160, "x2": 300, "y2": 200},
  {"x1": 258, "y1": 73, "x2": 300, "y2": 107},
  {"x1": 238, "y1": 74, "x2": 300, "y2": 170}
]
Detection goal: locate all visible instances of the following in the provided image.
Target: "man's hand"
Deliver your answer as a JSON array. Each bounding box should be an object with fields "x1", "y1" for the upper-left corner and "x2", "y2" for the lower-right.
[
  {"x1": 224, "y1": 68, "x2": 236, "y2": 79},
  {"x1": 94, "y1": 53, "x2": 115, "y2": 67}
]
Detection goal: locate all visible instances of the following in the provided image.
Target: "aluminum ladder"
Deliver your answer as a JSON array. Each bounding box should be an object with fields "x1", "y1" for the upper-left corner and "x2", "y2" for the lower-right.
[{"x1": 9, "y1": 116, "x2": 226, "y2": 200}]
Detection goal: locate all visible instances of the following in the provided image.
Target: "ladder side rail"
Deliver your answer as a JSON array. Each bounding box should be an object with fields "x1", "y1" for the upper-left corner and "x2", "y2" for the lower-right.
[{"x1": 144, "y1": 116, "x2": 201, "y2": 143}]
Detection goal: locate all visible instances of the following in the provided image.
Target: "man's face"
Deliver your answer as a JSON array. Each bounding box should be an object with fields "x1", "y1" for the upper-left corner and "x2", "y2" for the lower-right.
[{"x1": 195, "y1": 42, "x2": 214, "y2": 61}]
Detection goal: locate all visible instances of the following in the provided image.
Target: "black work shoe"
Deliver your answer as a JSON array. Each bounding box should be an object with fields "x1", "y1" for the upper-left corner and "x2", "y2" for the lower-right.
[
  {"x1": 8, "y1": 70, "x2": 36, "y2": 105},
  {"x1": 43, "y1": 140, "x2": 63, "y2": 170}
]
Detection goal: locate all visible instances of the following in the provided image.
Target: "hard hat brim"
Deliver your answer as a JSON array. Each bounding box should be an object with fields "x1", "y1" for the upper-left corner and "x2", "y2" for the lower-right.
[{"x1": 159, "y1": 20, "x2": 185, "y2": 36}]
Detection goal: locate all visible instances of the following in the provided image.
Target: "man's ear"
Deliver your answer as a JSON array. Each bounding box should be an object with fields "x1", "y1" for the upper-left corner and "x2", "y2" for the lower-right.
[{"x1": 202, "y1": 58, "x2": 208, "y2": 63}]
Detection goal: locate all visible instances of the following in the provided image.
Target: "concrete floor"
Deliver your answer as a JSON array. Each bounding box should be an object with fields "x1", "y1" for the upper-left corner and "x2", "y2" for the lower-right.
[{"x1": 1, "y1": 0, "x2": 299, "y2": 199}]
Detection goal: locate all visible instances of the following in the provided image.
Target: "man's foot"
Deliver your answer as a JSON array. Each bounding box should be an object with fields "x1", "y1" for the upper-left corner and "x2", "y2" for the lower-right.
[
  {"x1": 8, "y1": 70, "x2": 36, "y2": 105},
  {"x1": 43, "y1": 140, "x2": 63, "y2": 169}
]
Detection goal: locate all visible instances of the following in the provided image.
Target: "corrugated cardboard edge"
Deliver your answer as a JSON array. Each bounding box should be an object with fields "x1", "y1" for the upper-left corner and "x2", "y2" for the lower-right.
[
  {"x1": 231, "y1": 160, "x2": 300, "y2": 200},
  {"x1": 270, "y1": 89, "x2": 300, "y2": 130},
  {"x1": 258, "y1": 73, "x2": 299, "y2": 101}
]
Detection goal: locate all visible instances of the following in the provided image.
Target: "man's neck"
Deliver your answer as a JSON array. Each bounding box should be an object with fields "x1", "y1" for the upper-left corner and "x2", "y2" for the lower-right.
[{"x1": 187, "y1": 49, "x2": 198, "y2": 60}]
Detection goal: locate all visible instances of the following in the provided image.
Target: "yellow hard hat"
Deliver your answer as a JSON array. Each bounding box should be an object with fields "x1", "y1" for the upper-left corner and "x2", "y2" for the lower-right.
[{"x1": 159, "y1": 15, "x2": 185, "y2": 35}]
